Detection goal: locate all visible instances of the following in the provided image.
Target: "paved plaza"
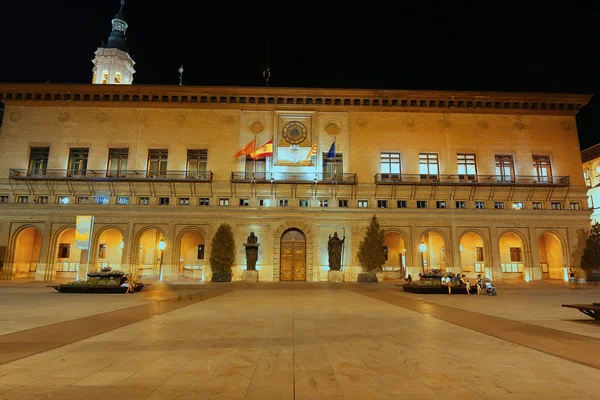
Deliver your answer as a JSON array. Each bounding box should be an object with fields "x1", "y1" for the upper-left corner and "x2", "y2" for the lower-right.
[{"x1": 0, "y1": 280, "x2": 599, "y2": 399}]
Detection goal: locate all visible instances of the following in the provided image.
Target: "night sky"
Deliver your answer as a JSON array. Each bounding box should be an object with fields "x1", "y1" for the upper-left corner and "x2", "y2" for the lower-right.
[{"x1": 1, "y1": 0, "x2": 598, "y2": 150}]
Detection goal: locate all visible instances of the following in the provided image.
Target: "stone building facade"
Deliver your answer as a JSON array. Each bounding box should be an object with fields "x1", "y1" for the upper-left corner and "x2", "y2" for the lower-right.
[
  {"x1": 0, "y1": 84, "x2": 592, "y2": 282},
  {"x1": 582, "y1": 143, "x2": 600, "y2": 225}
]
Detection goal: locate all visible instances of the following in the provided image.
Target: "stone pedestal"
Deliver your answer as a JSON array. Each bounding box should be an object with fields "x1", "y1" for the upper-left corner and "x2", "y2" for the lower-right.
[
  {"x1": 242, "y1": 270, "x2": 258, "y2": 282},
  {"x1": 328, "y1": 270, "x2": 344, "y2": 282}
]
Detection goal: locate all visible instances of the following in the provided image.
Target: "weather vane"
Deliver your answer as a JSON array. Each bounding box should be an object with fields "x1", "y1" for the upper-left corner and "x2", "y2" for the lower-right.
[{"x1": 178, "y1": 64, "x2": 184, "y2": 86}]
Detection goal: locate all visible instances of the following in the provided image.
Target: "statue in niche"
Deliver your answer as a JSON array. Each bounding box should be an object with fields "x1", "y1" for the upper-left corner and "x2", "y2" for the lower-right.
[
  {"x1": 328, "y1": 232, "x2": 345, "y2": 271},
  {"x1": 244, "y1": 232, "x2": 260, "y2": 270}
]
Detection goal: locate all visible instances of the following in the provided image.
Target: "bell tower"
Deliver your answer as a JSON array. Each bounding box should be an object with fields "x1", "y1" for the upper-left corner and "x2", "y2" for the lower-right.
[{"x1": 92, "y1": 0, "x2": 135, "y2": 85}]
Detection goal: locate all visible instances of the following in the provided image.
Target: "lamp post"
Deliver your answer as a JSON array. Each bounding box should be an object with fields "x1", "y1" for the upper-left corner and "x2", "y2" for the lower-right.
[
  {"x1": 419, "y1": 242, "x2": 427, "y2": 273},
  {"x1": 120, "y1": 240, "x2": 124, "y2": 250},
  {"x1": 158, "y1": 238, "x2": 166, "y2": 281}
]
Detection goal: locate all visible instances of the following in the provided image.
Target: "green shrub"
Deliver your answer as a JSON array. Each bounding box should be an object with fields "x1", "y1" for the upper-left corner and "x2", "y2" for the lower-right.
[
  {"x1": 357, "y1": 215, "x2": 386, "y2": 273},
  {"x1": 209, "y1": 223, "x2": 235, "y2": 274}
]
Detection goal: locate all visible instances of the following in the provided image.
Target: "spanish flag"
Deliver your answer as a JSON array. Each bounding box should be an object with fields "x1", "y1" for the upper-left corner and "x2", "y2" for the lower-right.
[
  {"x1": 251, "y1": 139, "x2": 273, "y2": 159},
  {"x1": 234, "y1": 138, "x2": 256, "y2": 158}
]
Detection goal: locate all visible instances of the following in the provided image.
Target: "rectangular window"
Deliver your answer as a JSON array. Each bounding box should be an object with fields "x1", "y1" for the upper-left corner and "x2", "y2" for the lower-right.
[
  {"x1": 67, "y1": 148, "x2": 89, "y2": 176},
  {"x1": 380, "y1": 152, "x2": 401, "y2": 180},
  {"x1": 107, "y1": 148, "x2": 128, "y2": 177},
  {"x1": 551, "y1": 201, "x2": 562, "y2": 210},
  {"x1": 436, "y1": 201, "x2": 446, "y2": 209},
  {"x1": 159, "y1": 197, "x2": 170, "y2": 206},
  {"x1": 239, "y1": 198, "x2": 249, "y2": 206},
  {"x1": 37, "y1": 196, "x2": 49, "y2": 204},
  {"x1": 510, "y1": 247, "x2": 522, "y2": 262},
  {"x1": 377, "y1": 200, "x2": 388, "y2": 209},
  {"x1": 457, "y1": 154, "x2": 477, "y2": 182},
  {"x1": 187, "y1": 149, "x2": 208, "y2": 178},
  {"x1": 0, "y1": 195, "x2": 9, "y2": 203},
  {"x1": 495, "y1": 155, "x2": 515, "y2": 183},
  {"x1": 419, "y1": 153, "x2": 439, "y2": 181},
  {"x1": 476, "y1": 247, "x2": 484, "y2": 262},
  {"x1": 58, "y1": 196, "x2": 69, "y2": 204},
  {"x1": 17, "y1": 196, "x2": 29, "y2": 204},
  {"x1": 117, "y1": 196, "x2": 129, "y2": 205},
  {"x1": 570, "y1": 202, "x2": 580, "y2": 210},
  {"x1": 98, "y1": 244, "x2": 107, "y2": 259},
  {"x1": 77, "y1": 196, "x2": 89, "y2": 204},
  {"x1": 319, "y1": 199, "x2": 329, "y2": 207},
  {"x1": 58, "y1": 243, "x2": 71, "y2": 259},
  {"x1": 178, "y1": 198, "x2": 190, "y2": 206},
  {"x1": 338, "y1": 199, "x2": 349, "y2": 208},
  {"x1": 147, "y1": 149, "x2": 168, "y2": 177},
  {"x1": 199, "y1": 198, "x2": 210, "y2": 206},
  {"x1": 245, "y1": 156, "x2": 267, "y2": 180},
  {"x1": 299, "y1": 199, "x2": 310, "y2": 207},
  {"x1": 279, "y1": 199, "x2": 289, "y2": 207},
  {"x1": 417, "y1": 200, "x2": 427, "y2": 208},
  {"x1": 219, "y1": 198, "x2": 229, "y2": 206},
  {"x1": 533, "y1": 155, "x2": 552, "y2": 183},
  {"x1": 28, "y1": 147, "x2": 49, "y2": 176},
  {"x1": 258, "y1": 199, "x2": 269, "y2": 207},
  {"x1": 513, "y1": 202, "x2": 524, "y2": 210},
  {"x1": 94, "y1": 196, "x2": 109, "y2": 205},
  {"x1": 322, "y1": 153, "x2": 343, "y2": 180},
  {"x1": 397, "y1": 200, "x2": 407, "y2": 208},
  {"x1": 456, "y1": 201, "x2": 466, "y2": 209},
  {"x1": 494, "y1": 202, "x2": 504, "y2": 209},
  {"x1": 358, "y1": 200, "x2": 369, "y2": 208},
  {"x1": 475, "y1": 201, "x2": 485, "y2": 209},
  {"x1": 197, "y1": 245, "x2": 205, "y2": 260},
  {"x1": 138, "y1": 197, "x2": 150, "y2": 205},
  {"x1": 532, "y1": 202, "x2": 543, "y2": 210}
]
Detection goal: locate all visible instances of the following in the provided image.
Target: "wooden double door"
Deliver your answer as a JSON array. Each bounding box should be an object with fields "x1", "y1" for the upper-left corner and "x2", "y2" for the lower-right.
[{"x1": 280, "y1": 229, "x2": 306, "y2": 281}]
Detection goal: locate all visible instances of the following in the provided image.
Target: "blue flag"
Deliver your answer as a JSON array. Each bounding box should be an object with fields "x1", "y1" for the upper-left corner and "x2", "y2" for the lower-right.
[{"x1": 326, "y1": 139, "x2": 336, "y2": 159}]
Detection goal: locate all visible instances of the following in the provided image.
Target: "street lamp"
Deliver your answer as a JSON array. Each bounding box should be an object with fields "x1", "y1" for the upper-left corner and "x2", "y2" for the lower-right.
[
  {"x1": 419, "y1": 242, "x2": 427, "y2": 273},
  {"x1": 120, "y1": 240, "x2": 124, "y2": 250},
  {"x1": 158, "y1": 238, "x2": 166, "y2": 281},
  {"x1": 459, "y1": 243, "x2": 463, "y2": 252}
]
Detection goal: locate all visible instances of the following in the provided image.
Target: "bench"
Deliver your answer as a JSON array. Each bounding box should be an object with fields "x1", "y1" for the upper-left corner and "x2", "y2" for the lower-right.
[{"x1": 561, "y1": 303, "x2": 600, "y2": 320}]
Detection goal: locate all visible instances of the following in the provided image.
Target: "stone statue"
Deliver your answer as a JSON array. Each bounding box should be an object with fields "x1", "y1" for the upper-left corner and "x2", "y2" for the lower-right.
[
  {"x1": 328, "y1": 232, "x2": 345, "y2": 271},
  {"x1": 243, "y1": 232, "x2": 260, "y2": 270}
]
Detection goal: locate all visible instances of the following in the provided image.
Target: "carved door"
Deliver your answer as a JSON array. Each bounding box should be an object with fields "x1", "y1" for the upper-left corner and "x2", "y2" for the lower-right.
[{"x1": 280, "y1": 229, "x2": 306, "y2": 281}]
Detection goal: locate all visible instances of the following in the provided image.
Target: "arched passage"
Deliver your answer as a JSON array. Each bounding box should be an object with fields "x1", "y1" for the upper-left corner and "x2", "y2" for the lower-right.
[
  {"x1": 94, "y1": 228, "x2": 124, "y2": 271},
  {"x1": 419, "y1": 230, "x2": 447, "y2": 271},
  {"x1": 499, "y1": 231, "x2": 527, "y2": 278},
  {"x1": 54, "y1": 228, "x2": 81, "y2": 279},
  {"x1": 136, "y1": 228, "x2": 164, "y2": 278},
  {"x1": 383, "y1": 231, "x2": 406, "y2": 272},
  {"x1": 12, "y1": 227, "x2": 42, "y2": 279},
  {"x1": 178, "y1": 229, "x2": 205, "y2": 280},
  {"x1": 280, "y1": 229, "x2": 306, "y2": 281},
  {"x1": 538, "y1": 232, "x2": 566, "y2": 280},
  {"x1": 459, "y1": 231, "x2": 486, "y2": 276}
]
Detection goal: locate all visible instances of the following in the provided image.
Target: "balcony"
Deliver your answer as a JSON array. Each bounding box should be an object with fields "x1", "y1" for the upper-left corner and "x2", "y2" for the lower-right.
[
  {"x1": 9, "y1": 169, "x2": 213, "y2": 182},
  {"x1": 374, "y1": 173, "x2": 569, "y2": 187},
  {"x1": 231, "y1": 172, "x2": 357, "y2": 184}
]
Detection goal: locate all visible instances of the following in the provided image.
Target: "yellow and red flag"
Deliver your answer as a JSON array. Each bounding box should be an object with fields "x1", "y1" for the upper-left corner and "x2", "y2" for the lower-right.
[
  {"x1": 303, "y1": 142, "x2": 317, "y2": 163},
  {"x1": 234, "y1": 139, "x2": 256, "y2": 158},
  {"x1": 251, "y1": 139, "x2": 273, "y2": 158}
]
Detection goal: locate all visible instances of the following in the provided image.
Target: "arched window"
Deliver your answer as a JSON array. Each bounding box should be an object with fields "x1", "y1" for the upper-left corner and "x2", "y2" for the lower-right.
[
  {"x1": 101, "y1": 71, "x2": 109, "y2": 85},
  {"x1": 114, "y1": 72, "x2": 122, "y2": 84}
]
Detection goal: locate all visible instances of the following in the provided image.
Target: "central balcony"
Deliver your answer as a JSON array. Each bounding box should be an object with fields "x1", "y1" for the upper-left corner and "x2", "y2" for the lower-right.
[
  {"x1": 9, "y1": 169, "x2": 213, "y2": 182},
  {"x1": 231, "y1": 172, "x2": 357, "y2": 184}
]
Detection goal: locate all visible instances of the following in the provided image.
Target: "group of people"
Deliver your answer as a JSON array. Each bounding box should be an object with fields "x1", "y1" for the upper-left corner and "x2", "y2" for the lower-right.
[
  {"x1": 441, "y1": 273, "x2": 489, "y2": 295},
  {"x1": 119, "y1": 273, "x2": 136, "y2": 294}
]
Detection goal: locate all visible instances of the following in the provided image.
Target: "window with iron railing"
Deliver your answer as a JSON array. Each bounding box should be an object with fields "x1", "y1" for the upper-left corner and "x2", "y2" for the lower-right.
[
  {"x1": 147, "y1": 149, "x2": 168, "y2": 177},
  {"x1": 419, "y1": 153, "x2": 439, "y2": 181},
  {"x1": 28, "y1": 147, "x2": 49, "y2": 176},
  {"x1": 322, "y1": 153, "x2": 343, "y2": 180},
  {"x1": 532, "y1": 155, "x2": 552, "y2": 183},
  {"x1": 187, "y1": 149, "x2": 208, "y2": 178},
  {"x1": 107, "y1": 148, "x2": 128, "y2": 177},
  {"x1": 245, "y1": 156, "x2": 266, "y2": 180},
  {"x1": 457, "y1": 154, "x2": 477, "y2": 182},
  {"x1": 495, "y1": 155, "x2": 515, "y2": 182},
  {"x1": 380, "y1": 152, "x2": 401, "y2": 180},
  {"x1": 68, "y1": 148, "x2": 89, "y2": 177}
]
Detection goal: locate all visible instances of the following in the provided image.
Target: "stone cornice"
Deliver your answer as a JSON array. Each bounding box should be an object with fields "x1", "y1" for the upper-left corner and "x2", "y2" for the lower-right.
[{"x1": 0, "y1": 83, "x2": 592, "y2": 115}]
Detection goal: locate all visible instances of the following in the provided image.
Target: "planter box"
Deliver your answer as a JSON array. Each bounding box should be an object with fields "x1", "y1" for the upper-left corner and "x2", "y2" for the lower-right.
[
  {"x1": 358, "y1": 273, "x2": 378, "y2": 283},
  {"x1": 400, "y1": 284, "x2": 476, "y2": 294},
  {"x1": 50, "y1": 283, "x2": 146, "y2": 294},
  {"x1": 211, "y1": 272, "x2": 232, "y2": 282}
]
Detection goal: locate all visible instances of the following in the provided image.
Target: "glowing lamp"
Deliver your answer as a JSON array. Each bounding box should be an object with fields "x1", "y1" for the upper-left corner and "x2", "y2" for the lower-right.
[
  {"x1": 419, "y1": 242, "x2": 426, "y2": 252},
  {"x1": 158, "y1": 238, "x2": 166, "y2": 251},
  {"x1": 459, "y1": 244, "x2": 463, "y2": 252},
  {"x1": 119, "y1": 240, "x2": 124, "y2": 250}
]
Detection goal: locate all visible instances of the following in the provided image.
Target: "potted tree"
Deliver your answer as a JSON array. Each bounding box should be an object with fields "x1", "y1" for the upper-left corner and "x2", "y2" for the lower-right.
[
  {"x1": 357, "y1": 215, "x2": 386, "y2": 283},
  {"x1": 209, "y1": 223, "x2": 235, "y2": 282},
  {"x1": 581, "y1": 222, "x2": 600, "y2": 282}
]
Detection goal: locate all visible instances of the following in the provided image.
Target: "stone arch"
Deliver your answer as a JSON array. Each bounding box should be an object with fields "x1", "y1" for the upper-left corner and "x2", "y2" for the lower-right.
[
  {"x1": 47, "y1": 225, "x2": 77, "y2": 280},
  {"x1": 173, "y1": 226, "x2": 207, "y2": 275},
  {"x1": 418, "y1": 228, "x2": 450, "y2": 271},
  {"x1": 497, "y1": 229, "x2": 531, "y2": 275},
  {"x1": 382, "y1": 228, "x2": 411, "y2": 270},
  {"x1": 90, "y1": 225, "x2": 125, "y2": 266},
  {"x1": 3, "y1": 224, "x2": 44, "y2": 280},
  {"x1": 273, "y1": 220, "x2": 314, "y2": 281},
  {"x1": 458, "y1": 229, "x2": 490, "y2": 274},
  {"x1": 537, "y1": 229, "x2": 568, "y2": 279},
  {"x1": 129, "y1": 226, "x2": 166, "y2": 266}
]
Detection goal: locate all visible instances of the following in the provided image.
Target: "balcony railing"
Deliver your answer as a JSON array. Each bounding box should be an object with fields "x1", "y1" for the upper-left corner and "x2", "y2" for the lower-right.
[
  {"x1": 374, "y1": 173, "x2": 569, "y2": 186},
  {"x1": 231, "y1": 172, "x2": 357, "y2": 184},
  {"x1": 9, "y1": 169, "x2": 213, "y2": 182}
]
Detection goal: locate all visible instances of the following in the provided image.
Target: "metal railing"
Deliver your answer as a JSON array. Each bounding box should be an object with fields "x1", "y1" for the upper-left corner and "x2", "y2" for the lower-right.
[
  {"x1": 231, "y1": 171, "x2": 357, "y2": 184},
  {"x1": 9, "y1": 169, "x2": 213, "y2": 182},
  {"x1": 374, "y1": 173, "x2": 569, "y2": 186}
]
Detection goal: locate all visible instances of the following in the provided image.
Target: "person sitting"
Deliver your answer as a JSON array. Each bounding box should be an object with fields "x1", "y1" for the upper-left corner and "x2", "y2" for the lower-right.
[
  {"x1": 121, "y1": 273, "x2": 135, "y2": 294},
  {"x1": 476, "y1": 274, "x2": 484, "y2": 295},
  {"x1": 460, "y1": 274, "x2": 471, "y2": 295},
  {"x1": 441, "y1": 274, "x2": 452, "y2": 295},
  {"x1": 406, "y1": 274, "x2": 413, "y2": 283},
  {"x1": 453, "y1": 273, "x2": 461, "y2": 284}
]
